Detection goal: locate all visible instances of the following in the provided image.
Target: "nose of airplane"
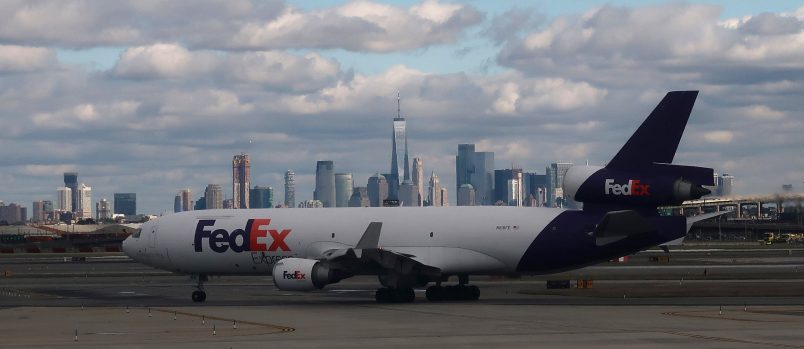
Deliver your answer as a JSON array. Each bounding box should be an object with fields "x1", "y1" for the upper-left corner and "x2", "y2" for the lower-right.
[
  {"x1": 122, "y1": 225, "x2": 143, "y2": 260},
  {"x1": 122, "y1": 236, "x2": 132, "y2": 257}
]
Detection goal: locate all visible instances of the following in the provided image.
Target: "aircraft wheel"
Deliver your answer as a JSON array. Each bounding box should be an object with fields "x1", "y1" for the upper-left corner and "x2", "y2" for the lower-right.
[
  {"x1": 398, "y1": 288, "x2": 415, "y2": 303},
  {"x1": 192, "y1": 290, "x2": 206, "y2": 302},
  {"x1": 469, "y1": 285, "x2": 480, "y2": 300},
  {"x1": 426, "y1": 286, "x2": 443, "y2": 301},
  {"x1": 375, "y1": 288, "x2": 391, "y2": 303}
]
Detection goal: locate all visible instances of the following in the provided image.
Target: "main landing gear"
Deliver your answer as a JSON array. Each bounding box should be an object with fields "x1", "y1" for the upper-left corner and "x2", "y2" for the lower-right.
[
  {"x1": 425, "y1": 274, "x2": 480, "y2": 301},
  {"x1": 375, "y1": 287, "x2": 415, "y2": 303},
  {"x1": 191, "y1": 274, "x2": 208, "y2": 302}
]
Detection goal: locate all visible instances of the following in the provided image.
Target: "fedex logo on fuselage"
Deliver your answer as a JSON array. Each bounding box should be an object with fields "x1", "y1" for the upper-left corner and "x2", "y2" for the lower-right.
[
  {"x1": 193, "y1": 219, "x2": 291, "y2": 253},
  {"x1": 604, "y1": 179, "x2": 650, "y2": 196}
]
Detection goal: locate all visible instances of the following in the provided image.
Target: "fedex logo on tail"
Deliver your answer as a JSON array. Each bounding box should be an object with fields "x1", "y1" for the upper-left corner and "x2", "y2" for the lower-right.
[
  {"x1": 194, "y1": 219, "x2": 291, "y2": 253},
  {"x1": 604, "y1": 179, "x2": 650, "y2": 196}
]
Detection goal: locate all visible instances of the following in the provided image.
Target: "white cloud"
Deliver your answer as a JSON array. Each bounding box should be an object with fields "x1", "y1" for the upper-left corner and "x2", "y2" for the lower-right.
[
  {"x1": 703, "y1": 130, "x2": 735, "y2": 144},
  {"x1": 224, "y1": 51, "x2": 340, "y2": 92},
  {"x1": 0, "y1": 45, "x2": 57, "y2": 72},
  {"x1": 113, "y1": 43, "x2": 217, "y2": 79},
  {"x1": 32, "y1": 101, "x2": 140, "y2": 129},
  {"x1": 20, "y1": 164, "x2": 77, "y2": 177},
  {"x1": 498, "y1": 3, "x2": 804, "y2": 87},
  {"x1": 229, "y1": 1, "x2": 482, "y2": 52},
  {"x1": 736, "y1": 104, "x2": 786, "y2": 121},
  {"x1": 0, "y1": 1, "x2": 480, "y2": 52},
  {"x1": 516, "y1": 79, "x2": 607, "y2": 112},
  {"x1": 160, "y1": 89, "x2": 253, "y2": 117}
]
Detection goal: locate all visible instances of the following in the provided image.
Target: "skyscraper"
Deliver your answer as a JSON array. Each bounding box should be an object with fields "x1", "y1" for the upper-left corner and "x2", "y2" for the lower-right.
[
  {"x1": 42, "y1": 200, "x2": 53, "y2": 220},
  {"x1": 456, "y1": 144, "x2": 494, "y2": 205},
  {"x1": 180, "y1": 189, "x2": 193, "y2": 211},
  {"x1": 249, "y1": 186, "x2": 273, "y2": 208},
  {"x1": 335, "y1": 173, "x2": 353, "y2": 208},
  {"x1": 546, "y1": 166, "x2": 556, "y2": 207},
  {"x1": 63, "y1": 172, "x2": 78, "y2": 212},
  {"x1": 76, "y1": 183, "x2": 92, "y2": 219},
  {"x1": 205, "y1": 184, "x2": 223, "y2": 209},
  {"x1": 456, "y1": 144, "x2": 474, "y2": 198},
  {"x1": 113, "y1": 193, "x2": 136, "y2": 216},
  {"x1": 494, "y1": 168, "x2": 524, "y2": 204},
  {"x1": 457, "y1": 184, "x2": 476, "y2": 206},
  {"x1": 232, "y1": 153, "x2": 250, "y2": 209},
  {"x1": 719, "y1": 174, "x2": 734, "y2": 197},
  {"x1": 550, "y1": 162, "x2": 573, "y2": 207},
  {"x1": 57, "y1": 187, "x2": 72, "y2": 212},
  {"x1": 32, "y1": 200, "x2": 45, "y2": 222},
  {"x1": 96, "y1": 198, "x2": 111, "y2": 220},
  {"x1": 195, "y1": 196, "x2": 206, "y2": 210},
  {"x1": 507, "y1": 179, "x2": 521, "y2": 206},
  {"x1": 525, "y1": 173, "x2": 548, "y2": 207},
  {"x1": 284, "y1": 170, "x2": 295, "y2": 208},
  {"x1": 349, "y1": 187, "x2": 370, "y2": 207},
  {"x1": 428, "y1": 171, "x2": 442, "y2": 207},
  {"x1": 367, "y1": 174, "x2": 388, "y2": 207},
  {"x1": 440, "y1": 187, "x2": 449, "y2": 206},
  {"x1": 399, "y1": 179, "x2": 419, "y2": 207},
  {"x1": 389, "y1": 92, "x2": 410, "y2": 200},
  {"x1": 174, "y1": 195, "x2": 182, "y2": 213},
  {"x1": 314, "y1": 161, "x2": 336, "y2": 208},
  {"x1": 412, "y1": 157, "x2": 424, "y2": 206}
]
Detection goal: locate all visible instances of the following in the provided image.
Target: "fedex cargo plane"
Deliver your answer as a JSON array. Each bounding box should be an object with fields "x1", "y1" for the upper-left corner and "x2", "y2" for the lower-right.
[{"x1": 123, "y1": 91, "x2": 717, "y2": 303}]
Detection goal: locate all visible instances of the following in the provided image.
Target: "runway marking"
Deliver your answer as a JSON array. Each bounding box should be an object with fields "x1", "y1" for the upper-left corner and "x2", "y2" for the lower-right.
[
  {"x1": 150, "y1": 307, "x2": 295, "y2": 333},
  {"x1": 662, "y1": 310, "x2": 785, "y2": 322},
  {"x1": 663, "y1": 308, "x2": 804, "y2": 323},
  {"x1": 665, "y1": 330, "x2": 804, "y2": 348},
  {"x1": 0, "y1": 288, "x2": 55, "y2": 299}
]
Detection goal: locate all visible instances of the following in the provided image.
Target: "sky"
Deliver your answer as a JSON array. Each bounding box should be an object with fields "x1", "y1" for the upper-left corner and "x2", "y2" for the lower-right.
[{"x1": 1, "y1": 0, "x2": 803, "y2": 214}]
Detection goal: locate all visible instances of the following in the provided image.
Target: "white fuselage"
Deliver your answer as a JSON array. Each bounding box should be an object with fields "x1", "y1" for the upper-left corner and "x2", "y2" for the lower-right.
[{"x1": 123, "y1": 206, "x2": 565, "y2": 276}]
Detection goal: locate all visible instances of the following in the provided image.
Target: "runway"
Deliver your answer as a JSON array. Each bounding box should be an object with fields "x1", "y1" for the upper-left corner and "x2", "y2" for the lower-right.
[{"x1": 1, "y1": 249, "x2": 804, "y2": 348}]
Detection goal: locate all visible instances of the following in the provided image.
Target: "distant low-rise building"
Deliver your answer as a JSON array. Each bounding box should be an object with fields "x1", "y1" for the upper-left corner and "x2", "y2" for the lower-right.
[
  {"x1": 0, "y1": 202, "x2": 26, "y2": 224},
  {"x1": 298, "y1": 200, "x2": 324, "y2": 208}
]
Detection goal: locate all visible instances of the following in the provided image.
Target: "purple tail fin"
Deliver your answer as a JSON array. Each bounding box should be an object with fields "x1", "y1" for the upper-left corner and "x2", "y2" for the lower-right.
[{"x1": 607, "y1": 91, "x2": 698, "y2": 171}]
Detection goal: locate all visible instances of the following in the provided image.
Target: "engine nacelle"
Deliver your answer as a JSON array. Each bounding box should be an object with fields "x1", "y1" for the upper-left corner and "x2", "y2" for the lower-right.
[
  {"x1": 272, "y1": 258, "x2": 338, "y2": 291},
  {"x1": 564, "y1": 165, "x2": 712, "y2": 207}
]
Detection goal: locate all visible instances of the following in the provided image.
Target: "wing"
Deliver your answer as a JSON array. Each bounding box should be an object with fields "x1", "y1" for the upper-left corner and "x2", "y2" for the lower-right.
[{"x1": 319, "y1": 222, "x2": 441, "y2": 282}]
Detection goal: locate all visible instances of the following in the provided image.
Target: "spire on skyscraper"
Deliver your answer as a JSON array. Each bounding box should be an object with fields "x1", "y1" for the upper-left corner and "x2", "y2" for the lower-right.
[{"x1": 390, "y1": 91, "x2": 410, "y2": 199}]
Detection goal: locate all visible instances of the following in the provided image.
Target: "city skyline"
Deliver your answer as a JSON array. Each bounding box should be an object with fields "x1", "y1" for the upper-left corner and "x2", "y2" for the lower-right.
[{"x1": 1, "y1": 1, "x2": 802, "y2": 214}]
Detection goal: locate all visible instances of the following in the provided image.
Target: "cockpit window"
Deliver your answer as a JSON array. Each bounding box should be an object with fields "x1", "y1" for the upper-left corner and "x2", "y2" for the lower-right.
[{"x1": 132, "y1": 228, "x2": 142, "y2": 238}]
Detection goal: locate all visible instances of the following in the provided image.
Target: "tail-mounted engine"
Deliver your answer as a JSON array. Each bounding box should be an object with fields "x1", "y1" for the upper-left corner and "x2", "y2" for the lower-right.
[{"x1": 564, "y1": 163, "x2": 713, "y2": 207}]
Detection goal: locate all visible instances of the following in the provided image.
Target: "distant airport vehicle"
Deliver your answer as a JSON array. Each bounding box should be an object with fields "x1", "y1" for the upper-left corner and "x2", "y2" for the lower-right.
[{"x1": 124, "y1": 91, "x2": 718, "y2": 303}]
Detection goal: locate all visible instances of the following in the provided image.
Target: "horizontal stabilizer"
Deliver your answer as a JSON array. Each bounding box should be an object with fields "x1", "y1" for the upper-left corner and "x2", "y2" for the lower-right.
[
  {"x1": 651, "y1": 163, "x2": 715, "y2": 186},
  {"x1": 685, "y1": 211, "x2": 728, "y2": 232},
  {"x1": 593, "y1": 210, "x2": 657, "y2": 245}
]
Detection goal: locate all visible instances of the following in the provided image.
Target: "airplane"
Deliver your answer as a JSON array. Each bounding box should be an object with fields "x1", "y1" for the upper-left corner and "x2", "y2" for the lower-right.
[{"x1": 123, "y1": 90, "x2": 718, "y2": 303}]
